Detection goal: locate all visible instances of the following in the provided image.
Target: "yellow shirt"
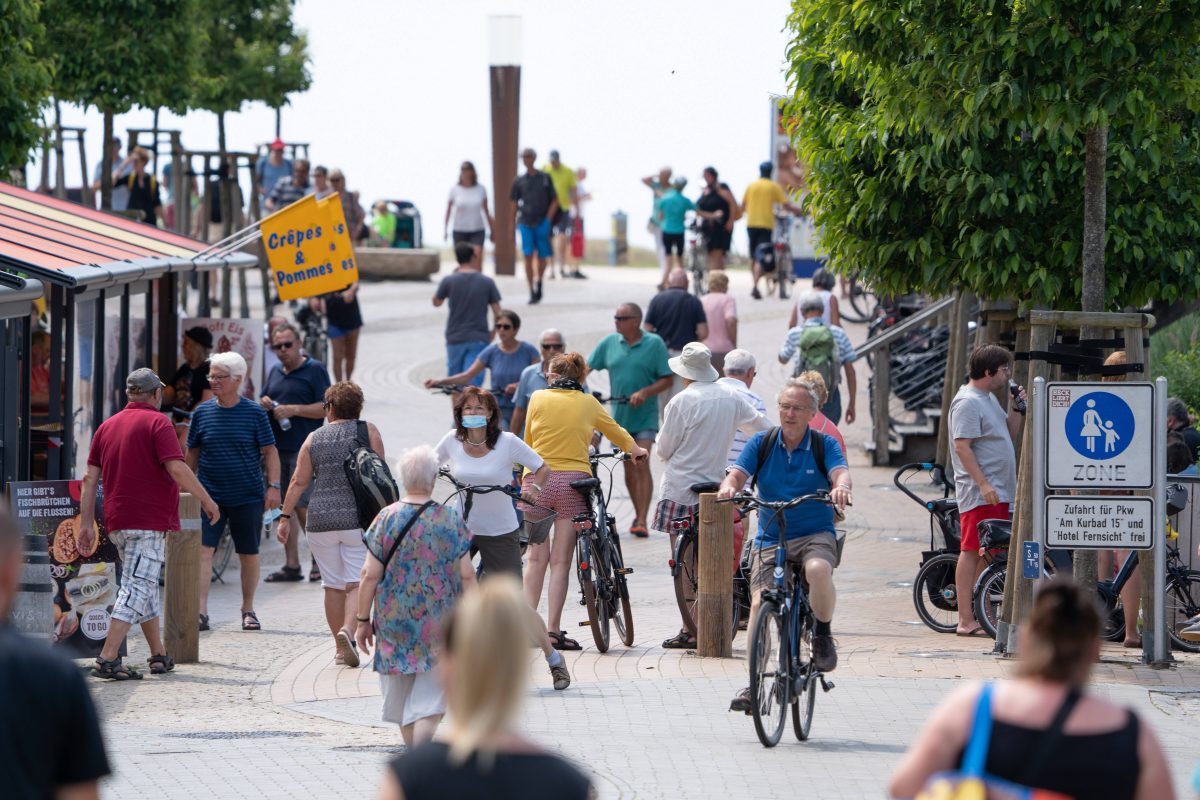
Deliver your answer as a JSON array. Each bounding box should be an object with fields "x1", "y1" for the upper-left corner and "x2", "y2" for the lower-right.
[
  {"x1": 541, "y1": 163, "x2": 577, "y2": 210},
  {"x1": 525, "y1": 389, "x2": 636, "y2": 474},
  {"x1": 741, "y1": 178, "x2": 789, "y2": 229}
]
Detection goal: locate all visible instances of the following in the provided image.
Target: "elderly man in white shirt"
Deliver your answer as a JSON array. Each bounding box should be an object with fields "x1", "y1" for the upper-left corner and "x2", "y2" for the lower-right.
[
  {"x1": 654, "y1": 342, "x2": 771, "y2": 648},
  {"x1": 717, "y1": 349, "x2": 768, "y2": 464}
]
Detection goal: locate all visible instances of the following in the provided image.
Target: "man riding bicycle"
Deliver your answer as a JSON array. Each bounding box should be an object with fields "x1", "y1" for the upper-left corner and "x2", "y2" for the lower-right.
[
  {"x1": 743, "y1": 161, "x2": 802, "y2": 300},
  {"x1": 717, "y1": 378, "x2": 852, "y2": 712}
]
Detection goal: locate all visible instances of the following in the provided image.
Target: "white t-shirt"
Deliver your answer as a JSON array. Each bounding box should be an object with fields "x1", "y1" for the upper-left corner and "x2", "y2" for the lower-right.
[
  {"x1": 796, "y1": 289, "x2": 834, "y2": 326},
  {"x1": 449, "y1": 184, "x2": 488, "y2": 232},
  {"x1": 435, "y1": 430, "x2": 544, "y2": 536}
]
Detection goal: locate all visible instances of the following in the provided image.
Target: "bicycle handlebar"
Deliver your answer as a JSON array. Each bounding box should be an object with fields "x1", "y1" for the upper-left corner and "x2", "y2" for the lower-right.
[
  {"x1": 590, "y1": 391, "x2": 630, "y2": 405},
  {"x1": 717, "y1": 491, "x2": 832, "y2": 511},
  {"x1": 591, "y1": 448, "x2": 631, "y2": 463},
  {"x1": 437, "y1": 467, "x2": 521, "y2": 500},
  {"x1": 429, "y1": 384, "x2": 470, "y2": 396}
]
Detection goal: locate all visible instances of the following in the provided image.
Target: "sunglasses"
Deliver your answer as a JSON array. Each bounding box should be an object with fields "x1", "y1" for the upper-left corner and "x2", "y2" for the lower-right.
[
  {"x1": 541, "y1": 343, "x2": 564, "y2": 350},
  {"x1": 271, "y1": 341, "x2": 296, "y2": 351},
  {"x1": 495, "y1": 323, "x2": 514, "y2": 330},
  {"x1": 613, "y1": 315, "x2": 636, "y2": 321}
]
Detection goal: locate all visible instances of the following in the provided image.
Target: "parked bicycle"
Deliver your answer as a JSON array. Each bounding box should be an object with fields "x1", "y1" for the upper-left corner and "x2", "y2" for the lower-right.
[
  {"x1": 570, "y1": 447, "x2": 635, "y2": 652},
  {"x1": 719, "y1": 491, "x2": 837, "y2": 747},
  {"x1": 761, "y1": 214, "x2": 794, "y2": 301},
  {"x1": 838, "y1": 273, "x2": 880, "y2": 324}
]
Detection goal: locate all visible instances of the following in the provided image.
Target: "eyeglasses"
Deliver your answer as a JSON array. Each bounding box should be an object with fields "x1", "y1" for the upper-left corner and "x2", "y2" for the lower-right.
[
  {"x1": 613, "y1": 315, "x2": 636, "y2": 321},
  {"x1": 541, "y1": 343, "x2": 564, "y2": 350},
  {"x1": 208, "y1": 373, "x2": 231, "y2": 382},
  {"x1": 495, "y1": 323, "x2": 514, "y2": 330},
  {"x1": 271, "y1": 341, "x2": 296, "y2": 351}
]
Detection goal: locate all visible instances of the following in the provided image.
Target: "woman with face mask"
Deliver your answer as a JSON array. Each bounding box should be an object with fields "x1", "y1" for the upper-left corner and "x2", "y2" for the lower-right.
[{"x1": 433, "y1": 388, "x2": 570, "y2": 690}]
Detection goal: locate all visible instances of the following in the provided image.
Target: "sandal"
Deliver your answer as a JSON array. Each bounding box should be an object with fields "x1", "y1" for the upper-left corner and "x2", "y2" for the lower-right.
[
  {"x1": 198, "y1": 613, "x2": 209, "y2": 631},
  {"x1": 241, "y1": 611, "x2": 262, "y2": 631},
  {"x1": 264, "y1": 566, "x2": 303, "y2": 583},
  {"x1": 662, "y1": 630, "x2": 697, "y2": 649},
  {"x1": 548, "y1": 630, "x2": 582, "y2": 651},
  {"x1": 147, "y1": 654, "x2": 175, "y2": 675},
  {"x1": 629, "y1": 524, "x2": 649, "y2": 539},
  {"x1": 309, "y1": 562, "x2": 321, "y2": 582},
  {"x1": 91, "y1": 657, "x2": 143, "y2": 681}
]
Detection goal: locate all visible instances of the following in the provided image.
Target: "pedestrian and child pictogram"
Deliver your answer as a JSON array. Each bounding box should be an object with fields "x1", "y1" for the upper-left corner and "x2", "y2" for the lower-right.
[{"x1": 1045, "y1": 383, "x2": 1153, "y2": 489}]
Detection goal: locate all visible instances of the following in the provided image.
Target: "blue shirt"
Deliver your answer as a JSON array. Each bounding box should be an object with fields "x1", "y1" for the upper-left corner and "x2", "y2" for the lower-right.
[
  {"x1": 478, "y1": 341, "x2": 539, "y2": 411},
  {"x1": 733, "y1": 428, "x2": 846, "y2": 542},
  {"x1": 187, "y1": 397, "x2": 276, "y2": 506},
  {"x1": 262, "y1": 357, "x2": 331, "y2": 452},
  {"x1": 654, "y1": 189, "x2": 696, "y2": 235}
]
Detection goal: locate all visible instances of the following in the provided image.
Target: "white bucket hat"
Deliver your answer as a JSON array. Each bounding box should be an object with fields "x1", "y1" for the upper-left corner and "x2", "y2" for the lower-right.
[{"x1": 668, "y1": 342, "x2": 719, "y2": 383}]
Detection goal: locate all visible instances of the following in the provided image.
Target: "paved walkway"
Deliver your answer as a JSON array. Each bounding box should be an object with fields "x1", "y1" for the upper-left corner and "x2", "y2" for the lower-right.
[{"x1": 91, "y1": 265, "x2": 1200, "y2": 798}]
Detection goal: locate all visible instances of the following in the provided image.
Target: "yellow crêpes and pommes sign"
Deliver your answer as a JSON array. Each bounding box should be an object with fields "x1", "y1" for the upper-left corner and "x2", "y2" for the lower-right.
[{"x1": 261, "y1": 194, "x2": 359, "y2": 301}]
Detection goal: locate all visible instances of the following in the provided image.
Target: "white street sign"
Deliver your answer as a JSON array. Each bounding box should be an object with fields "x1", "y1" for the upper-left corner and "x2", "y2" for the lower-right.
[
  {"x1": 1045, "y1": 382, "x2": 1154, "y2": 489},
  {"x1": 1045, "y1": 496, "x2": 1154, "y2": 550}
]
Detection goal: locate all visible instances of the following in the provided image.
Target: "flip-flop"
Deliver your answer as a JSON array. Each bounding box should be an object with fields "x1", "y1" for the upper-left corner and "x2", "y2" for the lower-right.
[
  {"x1": 956, "y1": 626, "x2": 989, "y2": 637},
  {"x1": 629, "y1": 525, "x2": 649, "y2": 539}
]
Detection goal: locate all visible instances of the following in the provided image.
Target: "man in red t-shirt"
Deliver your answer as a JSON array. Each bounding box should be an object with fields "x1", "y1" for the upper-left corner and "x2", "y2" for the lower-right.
[{"x1": 78, "y1": 368, "x2": 218, "y2": 680}]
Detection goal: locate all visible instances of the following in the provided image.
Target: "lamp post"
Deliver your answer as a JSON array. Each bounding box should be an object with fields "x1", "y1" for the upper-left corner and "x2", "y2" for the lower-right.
[{"x1": 489, "y1": 15, "x2": 521, "y2": 276}]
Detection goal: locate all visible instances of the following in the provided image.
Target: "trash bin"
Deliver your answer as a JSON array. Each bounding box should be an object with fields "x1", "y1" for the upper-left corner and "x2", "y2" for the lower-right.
[
  {"x1": 14, "y1": 532, "x2": 53, "y2": 640},
  {"x1": 608, "y1": 211, "x2": 628, "y2": 266}
]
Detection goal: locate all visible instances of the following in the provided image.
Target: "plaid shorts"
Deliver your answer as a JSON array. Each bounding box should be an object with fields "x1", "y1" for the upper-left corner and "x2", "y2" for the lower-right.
[
  {"x1": 652, "y1": 499, "x2": 697, "y2": 534},
  {"x1": 109, "y1": 529, "x2": 166, "y2": 625}
]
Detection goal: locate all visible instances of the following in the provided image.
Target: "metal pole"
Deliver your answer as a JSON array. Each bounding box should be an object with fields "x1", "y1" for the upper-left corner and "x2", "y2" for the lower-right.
[
  {"x1": 1153, "y1": 376, "x2": 1168, "y2": 664},
  {"x1": 1032, "y1": 377, "x2": 1047, "y2": 597}
]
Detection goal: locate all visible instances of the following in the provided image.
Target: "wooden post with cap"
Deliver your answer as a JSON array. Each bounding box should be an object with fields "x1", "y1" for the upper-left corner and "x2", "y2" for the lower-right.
[
  {"x1": 696, "y1": 493, "x2": 734, "y2": 657},
  {"x1": 165, "y1": 492, "x2": 201, "y2": 663}
]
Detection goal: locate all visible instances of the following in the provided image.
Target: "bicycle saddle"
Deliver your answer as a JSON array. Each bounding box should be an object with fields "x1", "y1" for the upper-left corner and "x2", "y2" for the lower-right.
[
  {"x1": 977, "y1": 518, "x2": 1012, "y2": 550},
  {"x1": 570, "y1": 477, "x2": 601, "y2": 493},
  {"x1": 690, "y1": 481, "x2": 721, "y2": 494}
]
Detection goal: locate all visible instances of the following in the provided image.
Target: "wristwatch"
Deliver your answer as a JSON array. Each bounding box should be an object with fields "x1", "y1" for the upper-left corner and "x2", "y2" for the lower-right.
[{"x1": 268, "y1": 482, "x2": 281, "y2": 490}]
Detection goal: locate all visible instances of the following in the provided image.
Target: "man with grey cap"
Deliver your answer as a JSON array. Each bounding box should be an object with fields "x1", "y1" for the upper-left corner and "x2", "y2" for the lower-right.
[
  {"x1": 779, "y1": 291, "x2": 857, "y2": 425},
  {"x1": 510, "y1": 147, "x2": 558, "y2": 304},
  {"x1": 654, "y1": 342, "x2": 770, "y2": 648},
  {"x1": 78, "y1": 368, "x2": 219, "y2": 679}
]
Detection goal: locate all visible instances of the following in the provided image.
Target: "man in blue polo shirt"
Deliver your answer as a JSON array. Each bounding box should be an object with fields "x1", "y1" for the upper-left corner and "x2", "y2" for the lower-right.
[{"x1": 718, "y1": 378, "x2": 852, "y2": 713}]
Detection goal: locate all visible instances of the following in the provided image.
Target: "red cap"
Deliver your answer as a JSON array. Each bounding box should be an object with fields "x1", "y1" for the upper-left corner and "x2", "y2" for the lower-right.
[{"x1": 269, "y1": 138, "x2": 285, "y2": 150}]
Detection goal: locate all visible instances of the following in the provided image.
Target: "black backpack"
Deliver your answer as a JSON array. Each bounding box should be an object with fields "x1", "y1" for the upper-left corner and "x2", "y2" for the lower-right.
[
  {"x1": 342, "y1": 421, "x2": 400, "y2": 530},
  {"x1": 749, "y1": 426, "x2": 830, "y2": 492}
]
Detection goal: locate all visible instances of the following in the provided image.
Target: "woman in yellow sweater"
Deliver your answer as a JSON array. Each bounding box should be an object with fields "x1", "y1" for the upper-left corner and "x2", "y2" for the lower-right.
[{"x1": 521, "y1": 352, "x2": 648, "y2": 650}]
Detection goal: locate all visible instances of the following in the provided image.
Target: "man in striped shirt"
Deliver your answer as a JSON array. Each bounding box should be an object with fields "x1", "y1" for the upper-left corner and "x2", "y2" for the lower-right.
[{"x1": 778, "y1": 292, "x2": 858, "y2": 425}]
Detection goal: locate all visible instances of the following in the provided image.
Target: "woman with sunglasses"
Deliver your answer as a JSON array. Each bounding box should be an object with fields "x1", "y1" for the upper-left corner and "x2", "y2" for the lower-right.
[
  {"x1": 425, "y1": 310, "x2": 539, "y2": 431},
  {"x1": 444, "y1": 161, "x2": 495, "y2": 246}
]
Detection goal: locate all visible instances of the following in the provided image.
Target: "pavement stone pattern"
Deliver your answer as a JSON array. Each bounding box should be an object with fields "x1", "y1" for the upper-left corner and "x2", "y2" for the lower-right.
[{"x1": 87, "y1": 265, "x2": 1200, "y2": 798}]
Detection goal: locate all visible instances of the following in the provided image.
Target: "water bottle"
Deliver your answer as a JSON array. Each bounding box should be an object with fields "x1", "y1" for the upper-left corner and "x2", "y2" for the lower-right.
[
  {"x1": 273, "y1": 400, "x2": 292, "y2": 431},
  {"x1": 1009, "y1": 381, "x2": 1026, "y2": 415}
]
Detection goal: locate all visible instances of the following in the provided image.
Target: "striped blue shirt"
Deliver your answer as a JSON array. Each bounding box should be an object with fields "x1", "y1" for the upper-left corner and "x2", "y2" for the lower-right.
[{"x1": 187, "y1": 397, "x2": 276, "y2": 506}]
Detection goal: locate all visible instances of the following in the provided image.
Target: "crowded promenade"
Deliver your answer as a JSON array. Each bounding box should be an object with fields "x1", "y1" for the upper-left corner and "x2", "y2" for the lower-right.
[{"x1": 63, "y1": 263, "x2": 1200, "y2": 799}]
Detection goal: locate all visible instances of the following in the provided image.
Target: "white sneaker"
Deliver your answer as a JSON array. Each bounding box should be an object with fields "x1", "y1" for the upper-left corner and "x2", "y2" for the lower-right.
[{"x1": 1180, "y1": 621, "x2": 1200, "y2": 642}]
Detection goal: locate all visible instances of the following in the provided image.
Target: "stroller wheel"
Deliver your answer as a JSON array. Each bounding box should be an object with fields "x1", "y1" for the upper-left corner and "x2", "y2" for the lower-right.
[{"x1": 913, "y1": 552, "x2": 960, "y2": 633}]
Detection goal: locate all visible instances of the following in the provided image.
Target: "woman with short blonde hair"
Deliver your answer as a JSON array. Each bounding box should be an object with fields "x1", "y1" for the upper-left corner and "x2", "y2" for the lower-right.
[{"x1": 700, "y1": 270, "x2": 737, "y2": 375}]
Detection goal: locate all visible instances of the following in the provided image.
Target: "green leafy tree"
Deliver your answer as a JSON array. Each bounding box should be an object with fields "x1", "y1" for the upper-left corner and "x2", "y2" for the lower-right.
[
  {"x1": 43, "y1": 0, "x2": 201, "y2": 209},
  {"x1": 784, "y1": 0, "x2": 1200, "y2": 312},
  {"x1": 0, "y1": 0, "x2": 52, "y2": 177}
]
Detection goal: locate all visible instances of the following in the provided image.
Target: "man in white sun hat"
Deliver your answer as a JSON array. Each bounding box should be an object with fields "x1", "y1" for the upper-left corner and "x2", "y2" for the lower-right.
[{"x1": 654, "y1": 342, "x2": 770, "y2": 648}]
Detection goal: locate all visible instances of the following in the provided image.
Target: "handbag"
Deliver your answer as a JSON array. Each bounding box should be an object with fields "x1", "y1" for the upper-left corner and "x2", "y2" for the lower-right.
[{"x1": 916, "y1": 683, "x2": 1077, "y2": 800}]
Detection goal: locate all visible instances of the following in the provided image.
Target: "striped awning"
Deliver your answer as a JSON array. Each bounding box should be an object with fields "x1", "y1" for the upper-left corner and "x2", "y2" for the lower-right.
[{"x1": 0, "y1": 181, "x2": 256, "y2": 288}]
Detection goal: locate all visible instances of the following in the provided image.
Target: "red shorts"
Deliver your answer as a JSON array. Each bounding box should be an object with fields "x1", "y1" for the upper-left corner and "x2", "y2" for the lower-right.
[{"x1": 959, "y1": 502, "x2": 1009, "y2": 551}]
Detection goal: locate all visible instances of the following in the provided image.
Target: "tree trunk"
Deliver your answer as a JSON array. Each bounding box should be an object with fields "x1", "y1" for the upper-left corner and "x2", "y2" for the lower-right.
[
  {"x1": 275, "y1": 106, "x2": 282, "y2": 139},
  {"x1": 1074, "y1": 125, "x2": 1109, "y2": 595},
  {"x1": 53, "y1": 100, "x2": 66, "y2": 199},
  {"x1": 100, "y1": 110, "x2": 114, "y2": 211}
]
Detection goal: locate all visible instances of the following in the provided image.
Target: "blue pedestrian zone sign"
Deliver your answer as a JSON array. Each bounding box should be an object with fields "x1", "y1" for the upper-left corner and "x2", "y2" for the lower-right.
[
  {"x1": 1022, "y1": 541, "x2": 1041, "y2": 580},
  {"x1": 1045, "y1": 383, "x2": 1154, "y2": 490}
]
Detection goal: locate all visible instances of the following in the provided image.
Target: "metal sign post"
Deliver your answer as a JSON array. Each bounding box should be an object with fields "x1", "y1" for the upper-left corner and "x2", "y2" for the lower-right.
[
  {"x1": 1031, "y1": 377, "x2": 1046, "y2": 595},
  {"x1": 1153, "y1": 377, "x2": 1168, "y2": 664}
]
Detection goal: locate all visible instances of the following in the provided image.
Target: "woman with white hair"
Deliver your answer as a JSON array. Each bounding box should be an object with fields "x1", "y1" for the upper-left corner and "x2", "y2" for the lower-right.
[
  {"x1": 355, "y1": 445, "x2": 475, "y2": 746},
  {"x1": 378, "y1": 578, "x2": 591, "y2": 800}
]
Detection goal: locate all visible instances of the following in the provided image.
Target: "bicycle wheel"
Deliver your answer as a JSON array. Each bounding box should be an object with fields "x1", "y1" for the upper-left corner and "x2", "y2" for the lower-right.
[
  {"x1": 972, "y1": 562, "x2": 1005, "y2": 639},
  {"x1": 1097, "y1": 583, "x2": 1125, "y2": 643},
  {"x1": 608, "y1": 530, "x2": 635, "y2": 647},
  {"x1": 777, "y1": 247, "x2": 792, "y2": 300},
  {"x1": 748, "y1": 600, "x2": 788, "y2": 747},
  {"x1": 211, "y1": 533, "x2": 235, "y2": 583},
  {"x1": 578, "y1": 536, "x2": 610, "y2": 652},
  {"x1": 912, "y1": 552, "x2": 960, "y2": 633},
  {"x1": 672, "y1": 533, "x2": 699, "y2": 636},
  {"x1": 1164, "y1": 570, "x2": 1200, "y2": 653},
  {"x1": 792, "y1": 617, "x2": 817, "y2": 741}
]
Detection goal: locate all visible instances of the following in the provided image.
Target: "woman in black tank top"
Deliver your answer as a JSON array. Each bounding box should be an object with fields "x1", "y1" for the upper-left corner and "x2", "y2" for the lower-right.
[
  {"x1": 888, "y1": 581, "x2": 1175, "y2": 800},
  {"x1": 696, "y1": 166, "x2": 739, "y2": 271}
]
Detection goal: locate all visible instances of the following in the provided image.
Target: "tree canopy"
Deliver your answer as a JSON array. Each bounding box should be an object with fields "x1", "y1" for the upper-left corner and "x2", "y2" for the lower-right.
[
  {"x1": 0, "y1": 0, "x2": 52, "y2": 175},
  {"x1": 785, "y1": 0, "x2": 1200, "y2": 310}
]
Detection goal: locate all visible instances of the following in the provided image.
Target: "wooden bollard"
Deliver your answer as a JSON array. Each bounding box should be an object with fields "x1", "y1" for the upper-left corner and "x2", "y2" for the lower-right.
[
  {"x1": 165, "y1": 493, "x2": 201, "y2": 663},
  {"x1": 696, "y1": 493, "x2": 734, "y2": 657}
]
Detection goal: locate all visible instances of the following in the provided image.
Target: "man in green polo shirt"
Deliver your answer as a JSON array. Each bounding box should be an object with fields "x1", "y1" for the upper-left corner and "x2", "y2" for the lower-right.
[
  {"x1": 588, "y1": 303, "x2": 673, "y2": 537},
  {"x1": 542, "y1": 149, "x2": 578, "y2": 279}
]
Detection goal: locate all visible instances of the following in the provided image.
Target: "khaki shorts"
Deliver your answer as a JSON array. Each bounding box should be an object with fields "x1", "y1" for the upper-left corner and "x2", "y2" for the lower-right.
[{"x1": 749, "y1": 532, "x2": 838, "y2": 596}]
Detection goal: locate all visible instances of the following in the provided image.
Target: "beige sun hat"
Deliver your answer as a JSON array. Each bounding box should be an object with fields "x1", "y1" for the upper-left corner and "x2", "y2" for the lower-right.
[{"x1": 668, "y1": 342, "x2": 719, "y2": 383}]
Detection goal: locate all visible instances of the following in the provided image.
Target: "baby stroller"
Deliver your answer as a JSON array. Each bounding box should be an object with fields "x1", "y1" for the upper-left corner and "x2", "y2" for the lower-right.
[
  {"x1": 893, "y1": 462, "x2": 963, "y2": 633},
  {"x1": 380, "y1": 200, "x2": 422, "y2": 248}
]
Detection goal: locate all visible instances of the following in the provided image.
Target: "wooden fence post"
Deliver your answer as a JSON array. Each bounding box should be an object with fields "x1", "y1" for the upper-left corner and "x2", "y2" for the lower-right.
[
  {"x1": 165, "y1": 493, "x2": 201, "y2": 663},
  {"x1": 696, "y1": 493, "x2": 734, "y2": 657}
]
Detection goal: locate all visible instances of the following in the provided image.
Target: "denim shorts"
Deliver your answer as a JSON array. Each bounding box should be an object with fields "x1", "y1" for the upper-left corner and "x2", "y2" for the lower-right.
[
  {"x1": 518, "y1": 218, "x2": 553, "y2": 258},
  {"x1": 446, "y1": 341, "x2": 487, "y2": 387}
]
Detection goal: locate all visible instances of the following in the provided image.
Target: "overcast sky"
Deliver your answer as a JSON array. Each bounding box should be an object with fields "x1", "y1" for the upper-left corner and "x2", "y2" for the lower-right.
[{"x1": 35, "y1": 0, "x2": 795, "y2": 250}]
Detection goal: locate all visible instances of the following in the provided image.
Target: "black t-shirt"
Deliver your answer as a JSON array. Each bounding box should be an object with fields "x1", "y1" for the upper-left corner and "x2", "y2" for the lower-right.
[
  {"x1": 509, "y1": 171, "x2": 556, "y2": 227},
  {"x1": 123, "y1": 172, "x2": 161, "y2": 226},
  {"x1": 170, "y1": 360, "x2": 211, "y2": 422},
  {"x1": 324, "y1": 290, "x2": 363, "y2": 331},
  {"x1": 0, "y1": 625, "x2": 111, "y2": 797},
  {"x1": 391, "y1": 741, "x2": 590, "y2": 800},
  {"x1": 696, "y1": 182, "x2": 732, "y2": 228},
  {"x1": 645, "y1": 288, "x2": 708, "y2": 351}
]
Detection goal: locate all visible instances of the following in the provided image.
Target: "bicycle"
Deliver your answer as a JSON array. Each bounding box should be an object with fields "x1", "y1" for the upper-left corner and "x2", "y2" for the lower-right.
[
  {"x1": 429, "y1": 383, "x2": 471, "y2": 397},
  {"x1": 719, "y1": 491, "x2": 837, "y2": 747},
  {"x1": 685, "y1": 220, "x2": 709, "y2": 297},
  {"x1": 436, "y1": 467, "x2": 549, "y2": 579},
  {"x1": 838, "y1": 273, "x2": 880, "y2": 324},
  {"x1": 668, "y1": 481, "x2": 745, "y2": 639},
  {"x1": 761, "y1": 214, "x2": 794, "y2": 301},
  {"x1": 291, "y1": 299, "x2": 328, "y2": 364},
  {"x1": 570, "y1": 447, "x2": 636, "y2": 652}
]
